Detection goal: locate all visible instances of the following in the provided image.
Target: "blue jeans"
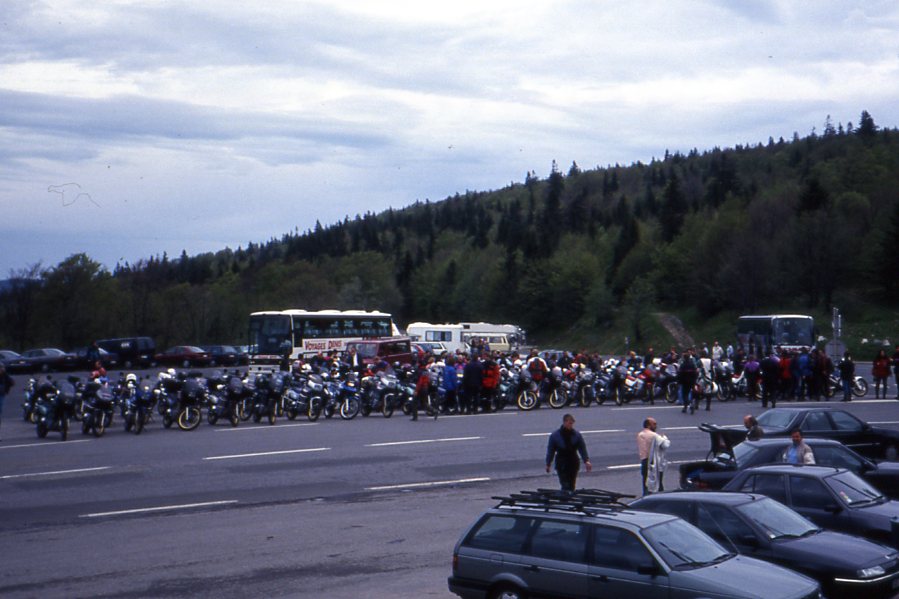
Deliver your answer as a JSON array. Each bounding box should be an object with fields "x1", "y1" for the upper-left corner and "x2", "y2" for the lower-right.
[
  {"x1": 842, "y1": 379, "x2": 852, "y2": 401},
  {"x1": 679, "y1": 383, "x2": 693, "y2": 410}
]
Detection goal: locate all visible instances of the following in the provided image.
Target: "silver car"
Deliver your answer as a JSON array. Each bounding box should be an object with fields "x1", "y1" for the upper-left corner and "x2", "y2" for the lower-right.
[{"x1": 448, "y1": 489, "x2": 821, "y2": 599}]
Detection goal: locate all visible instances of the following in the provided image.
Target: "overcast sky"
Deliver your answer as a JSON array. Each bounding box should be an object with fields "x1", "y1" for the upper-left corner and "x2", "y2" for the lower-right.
[{"x1": 2, "y1": 1, "x2": 898, "y2": 276}]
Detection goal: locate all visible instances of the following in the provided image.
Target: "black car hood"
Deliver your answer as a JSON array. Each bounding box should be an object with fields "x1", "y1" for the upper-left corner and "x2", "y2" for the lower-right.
[
  {"x1": 774, "y1": 530, "x2": 897, "y2": 571},
  {"x1": 850, "y1": 499, "x2": 899, "y2": 532}
]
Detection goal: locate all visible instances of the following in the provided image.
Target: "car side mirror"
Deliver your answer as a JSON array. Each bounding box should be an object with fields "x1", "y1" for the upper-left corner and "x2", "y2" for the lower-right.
[{"x1": 824, "y1": 503, "x2": 842, "y2": 514}]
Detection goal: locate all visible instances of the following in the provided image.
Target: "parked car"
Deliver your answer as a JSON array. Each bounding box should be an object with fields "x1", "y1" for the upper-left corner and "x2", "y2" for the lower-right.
[
  {"x1": 344, "y1": 337, "x2": 413, "y2": 367},
  {"x1": 632, "y1": 491, "x2": 899, "y2": 598},
  {"x1": 0, "y1": 349, "x2": 31, "y2": 373},
  {"x1": 154, "y1": 346, "x2": 211, "y2": 368},
  {"x1": 96, "y1": 337, "x2": 156, "y2": 369},
  {"x1": 412, "y1": 341, "x2": 448, "y2": 356},
  {"x1": 448, "y1": 488, "x2": 820, "y2": 599},
  {"x1": 679, "y1": 424, "x2": 899, "y2": 498},
  {"x1": 755, "y1": 407, "x2": 899, "y2": 461},
  {"x1": 202, "y1": 345, "x2": 241, "y2": 367},
  {"x1": 71, "y1": 346, "x2": 119, "y2": 371},
  {"x1": 723, "y1": 464, "x2": 899, "y2": 549},
  {"x1": 20, "y1": 348, "x2": 78, "y2": 373}
]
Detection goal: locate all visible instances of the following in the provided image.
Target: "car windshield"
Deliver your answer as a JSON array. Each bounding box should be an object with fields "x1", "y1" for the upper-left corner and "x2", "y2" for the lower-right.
[
  {"x1": 735, "y1": 497, "x2": 819, "y2": 539},
  {"x1": 643, "y1": 518, "x2": 732, "y2": 570},
  {"x1": 732, "y1": 443, "x2": 759, "y2": 468},
  {"x1": 826, "y1": 471, "x2": 885, "y2": 506},
  {"x1": 756, "y1": 410, "x2": 795, "y2": 429},
  {"x1": 349, "y1": 343, "x2": 378, "y2": 358}
]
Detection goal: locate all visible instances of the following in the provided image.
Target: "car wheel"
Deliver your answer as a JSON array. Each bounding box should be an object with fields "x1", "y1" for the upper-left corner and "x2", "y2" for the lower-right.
[
  {"x1": 885, "y1": 443, "x2": 898, "y2": 462},
  {"x1": 182, "y1": 359, "x2": 190, "y2": 369},
  {"x1": 491, "y1": 585, "x2": 525, "y2": 599}
]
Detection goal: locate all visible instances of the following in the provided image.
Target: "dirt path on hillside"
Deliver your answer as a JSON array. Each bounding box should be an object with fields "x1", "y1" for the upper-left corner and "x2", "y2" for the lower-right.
[{"x1": 655, "y1": 312, "x2": 694, "y2": 348}]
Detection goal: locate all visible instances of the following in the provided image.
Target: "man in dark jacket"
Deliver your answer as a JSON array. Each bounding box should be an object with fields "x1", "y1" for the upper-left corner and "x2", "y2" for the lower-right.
[
  {"x1": 0, "y1": 364, "x2": 13, "y2": 440},
  {"x1": 760, "y1": 352, "x2": 780, "y2": 409},
  {"x1": 461, "y1": 355, "x2": 483, "y2": 415},
  {"x1": 545, "y1": 414, "x2": 592, "y2": 492}
]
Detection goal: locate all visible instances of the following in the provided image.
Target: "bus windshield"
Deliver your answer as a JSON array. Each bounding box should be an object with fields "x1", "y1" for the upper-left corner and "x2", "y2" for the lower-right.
[
  {"x1": 771, "y1": 317, "x2": 814, "y2": 347},
  {"x1": 249, "y1": 314, "x2": 292, "y2": 354}
]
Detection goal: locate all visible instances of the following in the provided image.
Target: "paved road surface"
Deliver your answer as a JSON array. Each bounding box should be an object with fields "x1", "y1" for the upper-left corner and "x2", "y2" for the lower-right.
[{"x1": 1, "y1": 371, "x2": 897, "y2": 598}]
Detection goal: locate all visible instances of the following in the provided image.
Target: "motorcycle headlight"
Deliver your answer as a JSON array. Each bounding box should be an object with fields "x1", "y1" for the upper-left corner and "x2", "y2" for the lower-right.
[{"x1": 857, "y1": 565, "x2": 885, "y2": 579}]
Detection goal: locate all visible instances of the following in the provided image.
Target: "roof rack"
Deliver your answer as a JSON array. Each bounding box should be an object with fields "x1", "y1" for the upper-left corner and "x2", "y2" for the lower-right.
[{"x1": 493, "y1": 488, "x2": 635, "y2": 515}]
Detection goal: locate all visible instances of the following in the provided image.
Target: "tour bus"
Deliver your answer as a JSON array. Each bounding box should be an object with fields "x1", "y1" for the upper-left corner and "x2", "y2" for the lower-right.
[
  {"x1": 736, "y1": 314, "x2": 816, "y2": 355},
  {"x1": 248, "y1": 309, "x2": 399, "y2": 373},
  {"x1": 404, "y1": 322, "x2": 469, "y2": 354}
]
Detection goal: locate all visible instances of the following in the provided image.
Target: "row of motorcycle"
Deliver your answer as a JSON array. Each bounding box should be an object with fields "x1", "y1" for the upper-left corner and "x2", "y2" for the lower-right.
[{"x1": 19, "y1": 358, "x2": 870, "y2": 441}]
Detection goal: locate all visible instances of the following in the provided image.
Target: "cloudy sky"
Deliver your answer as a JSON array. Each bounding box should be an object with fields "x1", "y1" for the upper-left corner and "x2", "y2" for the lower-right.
[{"x1": 2, "y1": 0, "x2": 898, "y2": 276}]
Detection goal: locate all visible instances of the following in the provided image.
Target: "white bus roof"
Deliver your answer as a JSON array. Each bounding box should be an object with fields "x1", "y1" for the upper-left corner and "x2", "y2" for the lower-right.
[
  {"x1": 405, "y1": 322, "x2": 464, "y2": 330},
  {"x1": 737, "y1": 314, "x2": 813, "y2": 319},
  {"x1": 251, "y1": 309, "x2": 392, "y2": 318}
]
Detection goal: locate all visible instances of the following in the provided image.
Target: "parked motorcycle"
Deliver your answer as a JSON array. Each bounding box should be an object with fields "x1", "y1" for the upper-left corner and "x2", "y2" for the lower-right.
[{"x1": 33, "y1": 377, "x2": 75, "y2": 441}]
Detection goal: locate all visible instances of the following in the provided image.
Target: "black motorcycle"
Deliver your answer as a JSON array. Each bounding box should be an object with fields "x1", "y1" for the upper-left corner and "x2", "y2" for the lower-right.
[
  {"x1": 81, "y1": 379, "x2": 116, "y2": 437},
  {"x1": 34, "y1": 378, "x2": 75, "y2": 441},
  {"x1": 206, "y1": 373, "x2": 244, "y2": 427},
  {"x1": 161, "y1": 374, "x2": 204, "y2": 431}
]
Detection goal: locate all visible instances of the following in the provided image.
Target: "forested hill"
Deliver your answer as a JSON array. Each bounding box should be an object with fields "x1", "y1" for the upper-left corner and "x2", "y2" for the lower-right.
[{"x1": 3, "y1": 111, "x2": 899, "y2": 351}]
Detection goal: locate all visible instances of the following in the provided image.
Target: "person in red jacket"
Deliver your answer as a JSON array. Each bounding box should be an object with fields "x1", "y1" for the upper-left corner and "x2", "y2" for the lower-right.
[
  {"x1": 481, "y1": 357, "x2": 501, "y2": 412},
  {"x1": 872, "y1": 349, "x2": 891, "y2": 399}
]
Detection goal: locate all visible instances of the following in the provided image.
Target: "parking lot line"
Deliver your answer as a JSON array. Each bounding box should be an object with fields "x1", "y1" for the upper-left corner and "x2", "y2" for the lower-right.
[
  {"x1": 0, "y1": 439, "x2": 92, "y2": 450},
  {"x1": 213, "y1": 423, "x2": 319, "y2": 432},
  {"x1": 365, "y1": 436, "x2": 481, "y2": 447},
  {"x1": 1, "y1": 466, "x2": 111, "y2": 480},
  {"x1": 79, "y1": 500, "x2": 238, "y2": 519},
  {"x1": 203, "y1": 447, "x2": 331, "y2": 460},
  {"x1": 366, "y1": 477, "x2": 490, "y2": 491}
]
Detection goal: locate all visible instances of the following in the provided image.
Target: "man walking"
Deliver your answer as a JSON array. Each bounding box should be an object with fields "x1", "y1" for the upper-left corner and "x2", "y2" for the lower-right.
[{"x1": 545, "y1": 414, "x2": 592, "y2": 492}]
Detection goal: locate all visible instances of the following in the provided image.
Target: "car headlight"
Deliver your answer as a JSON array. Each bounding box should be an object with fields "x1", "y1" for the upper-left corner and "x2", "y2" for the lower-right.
[{"x1": 857, "y1": 565, "x2": 885, "y2": 579}]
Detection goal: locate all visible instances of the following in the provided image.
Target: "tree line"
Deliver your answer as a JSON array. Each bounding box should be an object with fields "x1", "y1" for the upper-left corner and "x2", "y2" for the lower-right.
[{"x1": 3, "y1": 111, "x2": 898, "y2": 352}]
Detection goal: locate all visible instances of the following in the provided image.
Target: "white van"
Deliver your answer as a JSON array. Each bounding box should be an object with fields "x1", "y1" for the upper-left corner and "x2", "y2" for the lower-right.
[{"x1": 404, "y1": 322, "x2": 469, "y2": 354}]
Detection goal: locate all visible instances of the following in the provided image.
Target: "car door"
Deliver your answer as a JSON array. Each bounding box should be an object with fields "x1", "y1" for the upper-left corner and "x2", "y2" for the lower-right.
[
  {"x1": 787, "y1": 474, "x2": 844, "y2": 530},
  {"x1": 587, "y1": 525, "x2": 668, "y2": 599},
  {"x1": 695, "y1": 503, "x2": 765, "y2": 558},
  {"x1": 827, "y1": 410, "x2": 879, "y2": 457},
  {"x1": 520, "y1": 519, "x2": 589, "y2": 599},
  {"x1": 798, "y1": 410, "x2": 835, "y2": 440},
  {"x1": 736, "y1": 473, "x2": 789, "y2": 505}
]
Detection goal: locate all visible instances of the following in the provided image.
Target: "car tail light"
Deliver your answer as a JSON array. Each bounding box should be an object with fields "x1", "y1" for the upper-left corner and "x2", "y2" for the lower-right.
[{"x1": 452, "y1": 553, "x2": 458, "y2": 573}]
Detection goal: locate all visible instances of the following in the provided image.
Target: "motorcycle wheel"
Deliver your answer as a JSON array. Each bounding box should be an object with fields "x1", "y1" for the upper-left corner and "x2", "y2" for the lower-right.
[
  {"x1": 124, "y1": 414, "x2": 133, "y2": 432},
  {"x1": 852, "y1": 378, "x2": 868, "y2": 397},
  {"x1": 60, "y1": 417, "x2": 69, "y2": 441},
  {"x1": 238, "y1": 400, "x2": 251, "y2": 421},
  {"x1": 163, "y1": 413, "x2": 173, "y2": 429},
  {"x1": 577, "y1": 389, "x2": 591, "y2": 408},
  {"x1": 665, "y1": 382, "x2": 679, "y2": 404},
  {"x1": 340, "y1": 398, "x2": 360, "y2": 420},
  {"x1": 361, "y1": 403, "x2": 371, "y2": 417},
  {"x1": 267, "y1": 409, "x2": 276, "y2": 425},
  {"x1": 135, "y1": 411, "x2": 144, "y2": 435},
  {"x1": 548, "y1": 389, "x2": 567, "y2": 409},
  {"x1": 178, "y1": 406, "x2": 202, "y2": 431},
  {"x1": 517, "y1": 391, "x2": 538, "y2": 411},
  {"x1": 286, "y1": 408, "x2": 297, "y2": 421},
  {"x1": 252, "y1": 412, "x2": 261, "y2": 423},
  {"x1": 382, "y1": 397, "x2": 394, "y2": 418},
  {"x1": 323, "y1": 404, "x2": 334, "y2": 419},
  {"x1": 307, "y1": 402, "x2": 321, "y2": 422},
  {"x1": 36, "y1": 421, "x2": 48, "y2": 438},
  {"x1": 230, "y1": 412, "x2": 239, "y2": 427},
  {"x1": 207, "y1": 411, "x2": 218, "y2": 425},
  {"x1": 82, "y1": 420, "x2": 91, "y2": 435},
  {"x1": 93, "y1": 417, "x2": 105, "y2": 438},
  {"x1": 73, "y1": 399, "x2": 84, "y2": 421}
]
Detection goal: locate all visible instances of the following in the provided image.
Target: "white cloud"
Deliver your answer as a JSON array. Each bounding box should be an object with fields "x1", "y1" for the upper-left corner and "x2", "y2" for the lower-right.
[{"x1": 2, "y1": 0, "x2": 899, "y2": 274}]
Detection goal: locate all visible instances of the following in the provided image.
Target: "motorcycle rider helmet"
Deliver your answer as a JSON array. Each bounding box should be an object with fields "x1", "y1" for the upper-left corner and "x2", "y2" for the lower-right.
[
  {"x1": 167, "y1": 368, "x2": 176, "y2": 376},
  {"x1": 126, "y1": 373, "x2": 138, "y2": 383}
]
